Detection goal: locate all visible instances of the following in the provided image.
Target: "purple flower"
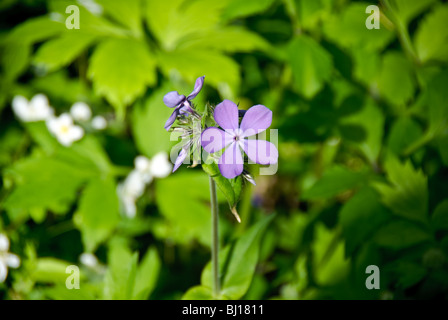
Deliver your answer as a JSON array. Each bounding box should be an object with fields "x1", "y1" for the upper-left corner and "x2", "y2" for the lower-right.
[
  {"x1": 201, "y1": 100, "x2": 278, "y2": 179},
  {"x1": 163, "y1": 76, "x2": 205, "y2": 131}
]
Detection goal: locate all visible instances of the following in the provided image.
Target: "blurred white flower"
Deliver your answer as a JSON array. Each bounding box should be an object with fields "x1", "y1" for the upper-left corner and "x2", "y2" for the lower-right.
[
  {"x1": 150, "y1": 152, "x2": 172, "y2": 178},
  {"x1": 80, "y1": 252, "x2": 99, "y2": 269},
  {"x1": 70, "y1": 102, "x2": 92, "y2": 121},
  {"x1": 134, "y1": 156, "x2": 153, "y2": 183},
  {"x1": 12, "y1": 94, "x2": 53, "y2": 122},
  {"x1": 118, "y1": 153, "x2": 172, "y2": 219},
  {"x1": 46, "y1": 113, "x2": 84, "y2": 147},
  {"x1": 77, "y1": 0, "x2": 103, "y2": 15},
  {"x1": 117, "y1": 170, "x2": 146, "y2": 218},
  {"x1": 91, "y1": 115, "x2": 107, "y2": 130},
  {"x1": 0, "y1": 234, "x2": 20, "y2": 283}
]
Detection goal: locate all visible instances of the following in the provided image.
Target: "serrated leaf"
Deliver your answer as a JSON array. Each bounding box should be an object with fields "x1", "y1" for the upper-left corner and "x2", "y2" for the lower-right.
[
  {"x1": 302, "y1": 166, "x2": 367, "y2": 200},
  {"x1": 378, "y1": 52, "x2": 416, "y2": 106},
  {"x1": 414, "y1": 4, "x2": 448, "y2": 63},
  {"x1": 179, "y1": 27, "x2": 270, "y2": 53},
  {"x1": 96, "y1": 0, "x2": 143, "y2": 36},
  {"x1": 88, "y1": 38, "x2": 156, "y2": 114},
  {"x1": 3, "y1": 156, "x2": 91, "y2": 217},
  {"x1": 323, "y1": 3, "x2": 394, "y2": 51},
  {"x1": 74, "y1": 177, "x2": 120, "y2": 252},
  {"x1": 33, "y1": 33, "x2": 97, "y2": 72},
  {"x1": 373, "y1": 157, "x2": 428, "y2": 224},
  {"x1": 287, "y1": 35, "x2": 333, "y2": 99},
  {"x1": 374, "y1": 220, "x2": 432, "y2": 250},
  {"x1": 312, "y1": 223, "x2": 350, "y2": 286},
  {"x1": 340, "y1": 187, "x2": 391, "y2": 256},
  {"x1": 158, "y1": 49, "x2": 240, "y2": 97}
]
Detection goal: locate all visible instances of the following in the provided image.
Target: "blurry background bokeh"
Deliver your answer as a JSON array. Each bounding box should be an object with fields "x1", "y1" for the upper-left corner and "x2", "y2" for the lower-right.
[{"x1": 0, "y1": 0, "x2": 448, "y2": 300}]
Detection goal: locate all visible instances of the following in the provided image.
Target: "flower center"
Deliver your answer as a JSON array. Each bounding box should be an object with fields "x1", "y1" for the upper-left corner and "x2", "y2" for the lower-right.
[
  {"x1": 60, "y1": 125, "x2": 69, "y2": 134},
  {"x1": 233, "y1": 135, "x2": 240, "y2": 142}
]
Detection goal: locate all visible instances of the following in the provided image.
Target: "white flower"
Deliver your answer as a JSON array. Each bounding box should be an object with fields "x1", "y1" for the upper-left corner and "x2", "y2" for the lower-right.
[
  {"x1": 150, "y1": 152, "x2": 172, "y2": 178},
  {"x1": 12, "y1": 94, "x2": 53, "y2": 122},
  {"x1": 0, "y1": 234, "x2": 20, "y2": 283},
  {"x1": 70, "y1": 102, "x2": 92, "y2": 121},
  {"x1": 80, "y1": 253, "x2": 98, "y2": 268},
  {"x1": 117, "y1": 170, "x2": 146, "y2": 218},
  {"x1": 91, "y1": 115, "x2": 107, "y2": 130},
  {"x1": 46, "y1": 113, "x2": 84, "y2": 147},
  {"x1": 135, "y1": 156, "x2": 153, "y2": 183}
]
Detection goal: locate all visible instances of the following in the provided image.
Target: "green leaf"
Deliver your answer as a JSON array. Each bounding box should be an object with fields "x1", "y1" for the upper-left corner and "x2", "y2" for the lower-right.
[
  {"x1": 431, "y1": 200, "x2": 448, "y2": 232},
  {"x1": 103, "y1": 240, "x2": 138, "y2": 300},
  {"x1": 340, "y1": 187, "x2": 391, "y2": 256},
  {"x1": 32, "y1": 258, "x2": 76, "y2": 284},
  {"x1": 323, "y1": 3, "x2": 394, "y2": 51},
  {"x1": 387, "y1": 116, "x2": 423, "y2": 155},
  {"x1": 427, "y1": 71, "x2": 448, "y2": 136},
  {"x1": 74, "y1": 177, "x2": 120, "y2": 252},
  {"x1": 378, "y1": 52, "x2": 416, "y2": 106},
  {"x1": 133, "y1": 247, "x2": 161, "y2": 300},
  {"x1": 342, "y1": 99, "x2": 384, "y2": 164},
  {"x1": 287, "y1": 35, "x2": 333, "y2": 99},
  {"x1": 144, "y1": 0, "x2": 226, "y2": 51},
  {"x1": 3, "y1": 156, "x2": 91, "y2": 218},
  {"x1": 220, "y1": 214, "x2": 275, "y2": 299},
  {"x1": 373, "y1": 157, "x2": 428, "y2": 224},
  {"x1": 33, "y1": 33, "x2": 97, "y2": 72},
  {"x1": 392, "y1": 261, "x2": 427, "y2": 289},
  {"x1": 88, "y1": 38, "x2": 157, "y2": 114},
  {"x1": 414, "y1": 4, "x2": 448, "y2": 63},
  {"x1": 1, "y1": 42, "x2": 30, "y2": 80},
  {"x1": 131, "y1": 85, "x2": 176, "y2": 157},
  {"x1": 202, "y1": 162, "x2": 241, "y2": 222},
  {"x1": 374, "y1": 220, "x2": 432, "y2": 250},
  {"x1": 312, "y1": 223, "x2": 350, "y2": 286},
  {"x1": 302, "y1": 166, "x2": 367, "y2": 200},
  {"x1": 182, "y1": 286, "x2": 215, "y2": 300},
  {"x1": 179, "y1": 27, "x2": 270, "y2": 53},
  {"x1": 221, "y1": 0, "x2": 275, "y2": 21},
  {"x1": 158, "y1": 49, "x2": 240, "y2": 97},
  {"x1": 392, "y1": 0, "x2": 437, "y2": 24},
  {"x1": 156, "y1": 172, "x2": 215, "y2": 246},
  {"x1": 6, "y1": 16, "x2": 64, "y2": 45},
  {"x1": 96, "y1": 0, "x2": 143, "y2": 36},
  {"x1": 295, "y1": 0, "x2": 331, "y2": 30}
]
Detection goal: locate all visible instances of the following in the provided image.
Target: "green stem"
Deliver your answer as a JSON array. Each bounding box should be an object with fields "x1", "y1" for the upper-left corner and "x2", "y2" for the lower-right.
[{"x1": 209, "y1": 176, "x2": 220, "y2": 297}]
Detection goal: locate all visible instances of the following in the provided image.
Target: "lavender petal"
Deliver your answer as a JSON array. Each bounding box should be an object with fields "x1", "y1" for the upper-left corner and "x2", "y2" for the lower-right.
[
  {"x1": 201, "y1": 127, "x2": 234, "y2": 153},
  {"x1": 242, "y1": 139, "x2": 278, "y2": 165},
  {"x1": 164, "y1": 109, "x2": 179, "y2": 131},
  {"x1": 187, "y1": 76, "x2": 205, "y2": 100},
  {"x1": 214, "y1": 99, "x2": 239, "y2": 131},
  {"x1": 163, "y1": 91, "x2": 186, "y2": 108},
  {"x1": 218, "y1": 142, "x2": 244, "y2": 179},
  {"x1": 240, "y1": 104, "x2": 272, "y2": 137}
]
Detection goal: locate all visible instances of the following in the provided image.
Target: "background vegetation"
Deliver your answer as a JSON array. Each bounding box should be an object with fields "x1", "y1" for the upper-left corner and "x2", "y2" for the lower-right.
[{"x1": 0, "y1": 0, "x2": 448, "y2": 300}]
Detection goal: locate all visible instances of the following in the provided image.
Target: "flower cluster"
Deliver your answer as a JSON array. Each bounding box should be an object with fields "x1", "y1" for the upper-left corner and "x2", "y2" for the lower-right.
[
  {"x1": 117, "y1": 152, "x2": 172, "y2": 218},
  {"x1": 12, "y1": 94, "x2": 107, "y2": 147},
  {"x1": 0, "y1": 234, "x2": 20, "y2": 283},
  {"x1": 163, "y1": 76, "x2": 278, "y2": 182}
]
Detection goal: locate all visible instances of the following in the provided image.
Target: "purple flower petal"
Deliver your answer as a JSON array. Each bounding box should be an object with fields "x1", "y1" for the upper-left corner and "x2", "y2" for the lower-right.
[
  {"x1": 163, "y1": 91, "x2": 186, "y2": 108},
  {"x1": 172, "y1": 148, "x2": 188, "y2": 172},
  {"x1": 218, "y1": 142, "x2": 244, "y2": 179},
  {"x1": 164, "y1": 109, "x2": 179, "y2": 131},
  {"x1": 240, "y1": 104, "x2": 272, "y2": 137},
  {"x1": 201, "y1": 127, "x2": 234, "y2": 153},
  {"x1": 187, "y1": 76, "x2": 205, "y2": 100},
  {"x1": 214, "y1": 99, "x2": 239, "y2": 131},
  {"x1": 242, "y1": 139, "x2": 278, "y2": 165}
]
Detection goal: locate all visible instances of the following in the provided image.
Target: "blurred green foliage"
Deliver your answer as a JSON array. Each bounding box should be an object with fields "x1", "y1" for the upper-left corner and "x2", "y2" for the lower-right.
[{"x1": 0, "y1": 0, "x2": 448, "y2": 300}]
